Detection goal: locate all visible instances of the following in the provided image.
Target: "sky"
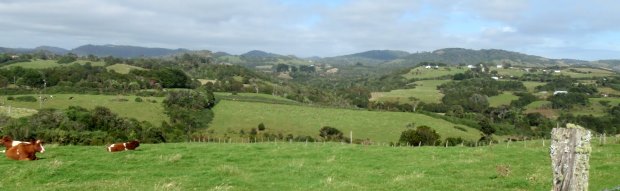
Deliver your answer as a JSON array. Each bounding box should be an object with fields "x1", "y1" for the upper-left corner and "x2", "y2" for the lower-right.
[{"x1": 1, "y1": 0, "x2": 620, "y2": 60}]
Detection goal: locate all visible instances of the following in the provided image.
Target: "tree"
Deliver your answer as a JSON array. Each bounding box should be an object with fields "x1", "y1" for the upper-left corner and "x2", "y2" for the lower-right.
[
  {"x1": 258, "y1": 123, "x2": 266, "y2": 131},
  {"x1": 399, "y1": 125, "x2": 441, "y2": 146}
]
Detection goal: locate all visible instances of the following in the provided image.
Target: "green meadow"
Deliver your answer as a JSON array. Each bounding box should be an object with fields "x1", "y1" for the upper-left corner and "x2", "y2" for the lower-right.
[
  {"x1": 106, "y1": 64, "x2": 147, "y2": 74},
  {"x1": 209, "y1": 100, "x2": 481, "y2": 143},
  {"x1": 1, "y1": 94, "x2": 166, "y2": 125},
  {"x1": 370, "y1": 80, "x2": 449, "y2": 104},
  {"x1": 554, "y1": 68, "x2": 616, "y2": 78},
  {"x1": 0, "y1": 141, "x2": 618, "y2": 190},
  {"x1": 402, "y1": 66, "x2": 467, "y2": 80},
  {"x1": 488, "y1": 92, "x2": 518, "y2": 107},
  {"x1": 1, "y1": 59, "x2": 105, "y2": 69}
]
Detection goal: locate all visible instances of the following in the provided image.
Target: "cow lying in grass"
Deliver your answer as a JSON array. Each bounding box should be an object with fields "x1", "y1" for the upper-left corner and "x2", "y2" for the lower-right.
[
  {"x1": 2, "y1": 136, "x2": 46, "y2": 160},
  {"x1": 107, "y1": 140, "x2": 140, "y2": 152}
]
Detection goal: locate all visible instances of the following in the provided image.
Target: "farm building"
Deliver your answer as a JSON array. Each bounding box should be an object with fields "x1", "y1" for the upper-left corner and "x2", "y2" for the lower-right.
[{"x1": 553, "y1": 91, "x2": 568, "y2": 95}]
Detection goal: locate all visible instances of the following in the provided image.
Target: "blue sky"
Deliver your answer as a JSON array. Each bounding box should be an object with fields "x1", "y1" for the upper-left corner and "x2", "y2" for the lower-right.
[{"x1": 1, "y1": 0, "x2": 619, "y2": 60}]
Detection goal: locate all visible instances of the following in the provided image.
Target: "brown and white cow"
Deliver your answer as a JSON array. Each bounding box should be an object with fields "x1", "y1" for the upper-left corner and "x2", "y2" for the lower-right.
[
  {"x1": 1, "y1": 136, "x2": 46, "y2": 153},
  {"x1": 106, "y1": 140, "x2": 140, "y2": 152},
  {"x1": 4, "y1": 138, "x2": 46, "y2": 161}
]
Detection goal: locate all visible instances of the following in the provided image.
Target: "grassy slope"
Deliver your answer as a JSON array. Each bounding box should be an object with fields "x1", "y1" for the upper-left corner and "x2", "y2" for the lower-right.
[
  {"x1": 1, "y1": 94, "x2": 166, "y2": 125},
  {"x1": 488, "y1": 92, "x2": 518, "y2": 107},
  {"x1": 1, "y1": 60, "x2": 105, "y2": 69},
  {"x1": 106, "y1": 64, "x2": 146, "y2": 74},
  {"x1": 215, "y1": 92, "x2": 299, "y2": 105},
  {"x1": 554, "y1": 68, "x2": 615, "y2": 78},
  {"x1": 402, "y1": 66, "x2": 467, "y2": 80},
  {"x1": 370, "y1": 80, "x2": 449, "y2": 104},
  {"x1": 0, "y1": 142, "x2": 618, "y2": 190},
  {"x1": 210, "y1": 100, "x2": 481, "y2": 142}
]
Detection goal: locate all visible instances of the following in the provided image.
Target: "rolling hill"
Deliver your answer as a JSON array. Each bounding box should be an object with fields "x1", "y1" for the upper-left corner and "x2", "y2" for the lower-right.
[
  {"x1": 71, "y1": 44, "x2": 189, "y2": 58},
  {"x1": 321, "y1": 50, "x2": 410, "y2": 66}
]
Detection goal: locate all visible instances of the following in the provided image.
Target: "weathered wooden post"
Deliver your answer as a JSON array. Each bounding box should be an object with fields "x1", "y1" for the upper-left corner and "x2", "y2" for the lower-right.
[{"x1": 550, "y1": 123, "x2": 592, "y2": 191}]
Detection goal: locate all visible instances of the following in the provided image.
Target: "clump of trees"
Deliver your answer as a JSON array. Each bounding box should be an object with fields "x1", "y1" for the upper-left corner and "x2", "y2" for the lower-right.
[
  {"x1": 0, "y1": 106, "x2": 167, "y2": 145},
  {"x1": 399, "y1": 125, "x2": 441, "y2": 146},
  {"x1": 319, "y1": 126, "x2": 346, "y2": 142}
]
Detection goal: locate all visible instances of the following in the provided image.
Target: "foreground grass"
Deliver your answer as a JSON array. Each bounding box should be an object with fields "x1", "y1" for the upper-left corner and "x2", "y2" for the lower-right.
[
  {"x1": 0, "y1": 142, "x2": 618, "y2": 190},
  {"x1": 210, "y1": 100, "x2": 482, "y2": 143}
]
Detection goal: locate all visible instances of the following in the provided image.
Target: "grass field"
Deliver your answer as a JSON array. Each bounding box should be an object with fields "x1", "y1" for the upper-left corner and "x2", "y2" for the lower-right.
[
  {"x1": 522, "y1": 81, "x2": 546, "y2": 93},
  {"x1": 554, "y1": 68, "x2": 616, "y2": 78},
  {"x1": 1, "y1": 94, "x2": 166, "y2": 125},
  {"x1": 370, "y1": 80, "x2": 449, "y2": 104},
  {"x1": 214, "y1": 92, "x2": 299, "y2": 105},
  {"x1": 1, "y1": 59, "x2": 105, "y2": 69},
  {"x1": 0, "y1": 141, "x2": 618, "y2": 190},
  {"x1": 402, "y1": 67, "x2": 467, "y2": 80},
  {"x1": 210, "y1": 100, "x2": 481, "y2": 143},
  {"x1": 106, "y1": 64, "x2": 147, "y2": 74},
  {"x1": 488, "y1": 92, "x2": 518, "y2": 107},
  {"x1": 0, "y1": 106, "x2": 38, "y2": 118}
]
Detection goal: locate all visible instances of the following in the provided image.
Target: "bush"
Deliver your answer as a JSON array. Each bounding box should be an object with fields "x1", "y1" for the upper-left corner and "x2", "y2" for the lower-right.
[
  {"x1": 258, "y1": 123, "x2": 266, "y2": 131},
  {"x1": 399, "y1": 125, "x2": 441, "y2": 146},
  {"x1": 7, "y1": 96, "x2": 14, "y2": 100},
  {"x1": 135, "y1": 97, "x2": 143, "y2": 102},
  {"x1": 319, "y1": 126, "x2": 343, "y2": 141},
  {"x1": 15, "y1": 96, "x2": 37, "y2": 102}
]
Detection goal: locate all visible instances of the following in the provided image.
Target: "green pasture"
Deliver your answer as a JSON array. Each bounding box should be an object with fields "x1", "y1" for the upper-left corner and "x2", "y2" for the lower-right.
[
  {"x1": 525, "y1": 101, "x2": 551, "y2": 110},
  {"x1": 554, "y1": 68, "x2": 615, "y2": 78},
  {"x1": 210, "y1": 100, "x2": 481, "y2": 143},
  {"x1": 488, "y1": 92, "x2": 518, "y2": 107},
  {"x1": 494, "y1": 67, "x2": 541, "y2": 77},
  {"x1": 1, "y1": 59, "x2": 105, "y2": 69},
  {"x1": 0, "y1": 141, "x2": 618, "y2": 190},
  {"x1": 598, "y1": 87, "x2": 620, "y2": 96},
  {"x1": 1, "y1": 94, "x2": 166, "y2": 125},
  {"x1": 570, "y1": 97, "x2": 620, "y2": 117},
  {"x1": 522, "y1": 81, "x2": 546, "y2": 92},
  {"x1": 0, "y1": 106, "x2": 38, "y2": 118},
  {"x1": 370, "y1": 80, "x2": 449, "y2": 104},
  {"x1": 402, "y1": 66, "x2": 467, "y2": 80},
  {"x1": 106, "y1": 64, "x2": 147, "y2": 74},
  {"x1": 214, "y1": 92, "x2": 299, "y2": 105}
]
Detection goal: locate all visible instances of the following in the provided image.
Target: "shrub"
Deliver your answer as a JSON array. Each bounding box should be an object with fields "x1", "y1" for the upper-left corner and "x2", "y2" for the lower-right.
[
  {"x1": 399, "y1": 125, "x2": 441, "y2": 146},
  {"x1": 15, "y1": 96, "x2": 37, "y2": 102},
  {"x1": 319, "y1": 126, "x2": 343, "y2": 141},
  {"x1": 258, "y1": 123, "x2": 266, "y2": 131},
  {"x1": 135, "y1": 97, "x2": 143, "y2": 102},
  {"x1": 445, "y1": 137, "x2": 465, "y2": 146},
  {"x1": 7, "y1": 96, "x2": 14, "y2": 100}
]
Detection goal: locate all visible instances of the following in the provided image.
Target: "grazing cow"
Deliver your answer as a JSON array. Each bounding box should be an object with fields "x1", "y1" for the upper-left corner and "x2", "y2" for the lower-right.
[
  {"x1": 5, "y1": 139, "x2": 46, "y2": 161},
  {"x1": 106, "y1": 140, "x2": 140, "y2": 152}
]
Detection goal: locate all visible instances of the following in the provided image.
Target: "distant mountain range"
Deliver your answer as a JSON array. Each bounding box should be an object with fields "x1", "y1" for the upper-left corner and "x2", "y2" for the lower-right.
[
  {"x1": 1, "y1": 44, "x2": 619, "y2": 70},
  {"x1": 0, "y1": 44, "x2": 189, "y2": 58}
]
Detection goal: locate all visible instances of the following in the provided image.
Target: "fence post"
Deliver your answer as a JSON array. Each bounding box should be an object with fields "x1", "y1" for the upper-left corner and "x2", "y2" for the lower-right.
[{"x1": 550, "y1": 123, "x2": 592, "y2": 191}]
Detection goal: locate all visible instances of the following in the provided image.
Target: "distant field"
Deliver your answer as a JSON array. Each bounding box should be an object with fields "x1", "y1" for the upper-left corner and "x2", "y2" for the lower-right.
[
  {"x1": 1, "y1": 94, "x2": 166, "y2": 124},
  {"x1": 522, "y1": 81, "x2": 546, "y2": 92},
  {"x1": 1, "y1": 59, "x2": 105, "y2": 69},
  {"x1": 106, "y1": 63, "x2": 146, "y2": 74},
  {"x1": 554, "y1": 68, "x2": 615, "y2": 78},
  {"x1": 214, "y1": 92, "x2": 299, "y2": 105},
  {"x1": 488, "y1": 92, "x2": 518, "y2": 107},
  {"x1": 0, "y1": 142, "x2": 618, "y2": 190},
  {"x1": 370, "y1": 80, "x2": 449, "y2": 104},
  {"x1": 210, "y1": 100, "x2": 482, "y2": 143},
  {"x1": 402, "y1": 66, "x2": 467, "y2": 79},
  {"x1": 495, "y1": 67, "x2": 542, "y2": 77}
]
